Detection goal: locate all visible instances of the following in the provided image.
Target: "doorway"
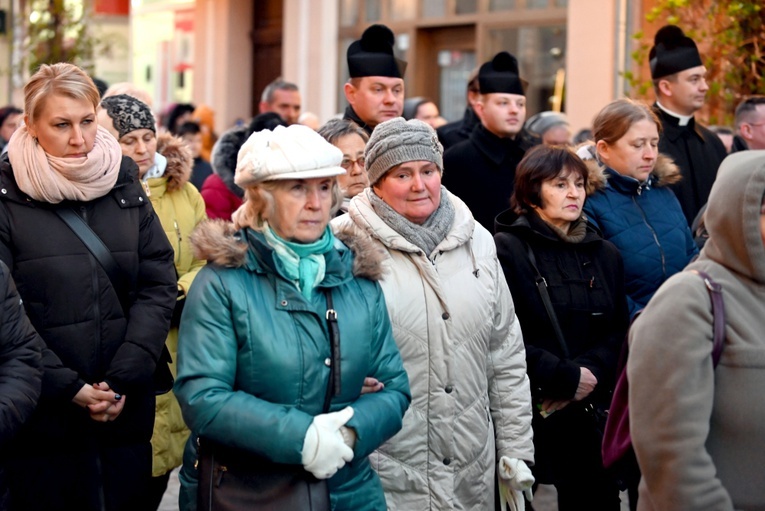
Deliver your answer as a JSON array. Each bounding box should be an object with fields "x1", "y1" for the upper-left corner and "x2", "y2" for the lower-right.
[{"x1": 414, "y1": 25, "x2": 476, "y2": 124}]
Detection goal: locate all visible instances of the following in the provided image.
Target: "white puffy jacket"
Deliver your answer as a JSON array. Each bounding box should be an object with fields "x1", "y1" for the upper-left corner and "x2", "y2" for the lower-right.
[{"x1": 333, "y1": 190, "x2": 534, "y2": 510}]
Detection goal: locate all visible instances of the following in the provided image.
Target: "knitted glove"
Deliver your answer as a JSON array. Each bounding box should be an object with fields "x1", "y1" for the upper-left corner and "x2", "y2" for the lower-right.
[
  {"x1": 498, "y1": 457, "x2": 534, "y2": 511},
  {"x1": 301, "y1": 407, "x2": 355, "y2": 479}
]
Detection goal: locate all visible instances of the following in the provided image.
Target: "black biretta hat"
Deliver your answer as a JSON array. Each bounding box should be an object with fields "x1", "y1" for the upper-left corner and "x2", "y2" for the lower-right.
[
  {"x1": 649, "y1": 25, "x2": 703, "y2": 80},
  {"x1": 478, "y1": 52, "x2": 525, "y2": 95},
  {"x1": 347, "y1": 24, "x2": 407, "y2": 78}
]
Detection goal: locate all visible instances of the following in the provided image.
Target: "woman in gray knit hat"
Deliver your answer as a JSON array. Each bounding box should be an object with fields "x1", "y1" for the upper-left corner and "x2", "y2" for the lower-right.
[{"x1": 332, "y1": 117, "x2": 535, "y2": 511}]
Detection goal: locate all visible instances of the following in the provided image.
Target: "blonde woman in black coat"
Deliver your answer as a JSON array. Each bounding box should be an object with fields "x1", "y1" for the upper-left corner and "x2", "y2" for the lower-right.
[{"x1": 0, "y1": 63, "x2": 176, "y2": 510}]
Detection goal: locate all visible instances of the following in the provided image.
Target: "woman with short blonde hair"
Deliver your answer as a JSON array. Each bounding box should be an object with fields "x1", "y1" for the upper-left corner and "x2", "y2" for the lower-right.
[{"x1": 0, "y1": 63, "x2": 177, "y2": 510}]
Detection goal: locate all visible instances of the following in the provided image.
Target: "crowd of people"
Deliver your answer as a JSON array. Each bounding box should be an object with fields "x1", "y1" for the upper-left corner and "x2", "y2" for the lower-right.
[{"x1": 0, "y1": 19, "x2": 763, "y2": 511}]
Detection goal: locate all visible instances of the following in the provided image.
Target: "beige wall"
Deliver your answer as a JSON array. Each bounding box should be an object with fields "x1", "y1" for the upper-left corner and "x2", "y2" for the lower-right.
[
  {"x1": 283, "y1": 0, "x2": 340, "y2": 126},
  {"x1": 565, "y1": 0, "x2": 619, "y2": 134},
  {"x1": 193, "y1": 0, "x2": 253, "y2": 133}
]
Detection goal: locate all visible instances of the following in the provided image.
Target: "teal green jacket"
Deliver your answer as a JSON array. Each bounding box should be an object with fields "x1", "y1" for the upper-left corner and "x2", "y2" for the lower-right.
[{"x1": 175, "y1": 221, "x2": 410, "y2": 511}]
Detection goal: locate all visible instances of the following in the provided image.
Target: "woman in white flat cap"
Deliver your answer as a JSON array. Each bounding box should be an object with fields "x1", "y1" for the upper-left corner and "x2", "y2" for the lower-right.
[{"x1": 174, "y1": 124, "x2": 410, "y2": 511}]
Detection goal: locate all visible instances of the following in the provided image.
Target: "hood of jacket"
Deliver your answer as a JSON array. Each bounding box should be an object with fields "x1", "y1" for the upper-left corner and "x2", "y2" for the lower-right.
[
  {"x1": 577, "y1": 143, "x2": 682, "y2": 193},
  {"x1": 189, "y1": 219, "x2": 386, "y2": 281},
  {"x1": 155, "y1": 133, "x2": 193, "y2": 193},
  {"x1": 701, "y1": 151, "x2": 765, "y2": 285},
  {"x1": 210, "y1": 125, "x2": 247, "y2": 199},
  {"x1": 494, "y1": 208, "x2": 602, "y2": 245}
]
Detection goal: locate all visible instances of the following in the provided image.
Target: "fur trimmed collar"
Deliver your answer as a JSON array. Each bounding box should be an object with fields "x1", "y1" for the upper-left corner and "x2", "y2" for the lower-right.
[
  {"x1": 156, "y1": 133, "x2": 193, "y2": 193},
  {"x1": 576, "y1": 143, "x2": 682, "y2": 193},
  {"x1": 190, "y1": 219, "x2": 386, "y2": 281}
]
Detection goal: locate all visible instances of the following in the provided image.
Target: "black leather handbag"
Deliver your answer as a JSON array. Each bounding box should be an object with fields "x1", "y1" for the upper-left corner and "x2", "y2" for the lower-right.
[
  {"x1": 55, "y1": 207, "x2": 175, "y2": 395},
  {"x1": 196, "y1": 290, "x2": 341, "y2": 511}
]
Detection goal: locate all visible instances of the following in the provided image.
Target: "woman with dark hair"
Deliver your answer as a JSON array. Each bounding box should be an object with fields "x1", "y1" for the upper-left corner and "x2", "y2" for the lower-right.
[
  {"x1": 0, "y1": 63, "x2": 176, "y2": 510},
  {"x1": 0, "y1": 106, "x2": 22, "y2": 154},
  {"x1": 402, "y1": 97, "x2": 444, "y2": 129},
  {"x1": 164, "y1": 103, "x2": 196, "y2": 135},
  {"x1": 200, "y1": 112, "x2": 286, "y2": 221},
  {"x1": 494, "y1": 144, "x2": 629, "y2": 510}
]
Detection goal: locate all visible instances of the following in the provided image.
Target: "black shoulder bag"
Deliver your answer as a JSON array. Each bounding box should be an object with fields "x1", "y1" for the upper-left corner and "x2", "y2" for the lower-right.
[
  {"x1": 524, "y1": 242, "x2": 609, "y2": 433},
  {"x1": 55, "y1": 208, "x2": 174, "y2": 395},
  {"x1": 196, "y1": 289, "x2": 341, "y2": 511}
]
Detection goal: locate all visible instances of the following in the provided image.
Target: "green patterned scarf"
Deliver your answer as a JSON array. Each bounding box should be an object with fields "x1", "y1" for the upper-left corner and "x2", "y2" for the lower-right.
[{"x1": 264, "y1": 224, "x2": 335, "y2": 300}]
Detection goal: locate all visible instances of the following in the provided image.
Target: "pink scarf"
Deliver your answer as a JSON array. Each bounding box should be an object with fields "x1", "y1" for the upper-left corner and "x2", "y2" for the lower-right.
[{"x1": 8, "y1": 125, "x2": 122, "y2": 204}]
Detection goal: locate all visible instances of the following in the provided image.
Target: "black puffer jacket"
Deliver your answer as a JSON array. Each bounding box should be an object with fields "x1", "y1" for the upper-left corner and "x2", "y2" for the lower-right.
[
  {"x1": 0, "y1": 155, "x2": 176, "y2": 509},
  {"x1": 0, "y1": 259, "x2": 42, "y2": 509}
]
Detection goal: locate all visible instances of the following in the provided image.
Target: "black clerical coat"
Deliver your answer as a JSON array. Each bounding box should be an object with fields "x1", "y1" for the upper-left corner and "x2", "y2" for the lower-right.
[
  {"x1": 653, "y1": 106, "x2": 727, "y2": 226},
  {"x1": 442, "y1": 124, "x2": 532, "y2": 233}
]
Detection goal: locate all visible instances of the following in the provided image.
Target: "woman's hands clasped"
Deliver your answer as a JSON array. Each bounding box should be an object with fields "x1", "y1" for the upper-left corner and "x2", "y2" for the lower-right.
[
  {"x1": 72, "y1": 382, "x2": 125, "y2": 422},
  {"x1": 540, "y1": 367, "x2": 597, "y2": 416}
]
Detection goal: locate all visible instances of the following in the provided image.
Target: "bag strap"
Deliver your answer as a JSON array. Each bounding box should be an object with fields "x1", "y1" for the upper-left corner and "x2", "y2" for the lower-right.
[
  {"x1": 524, "y1": 242, "x2": 570, "y2": 359},
  {"x1": 55, "y1": 208, "x2": 130, "y2": 302},
  {"x1": 691, "y1": 270, "x2": 726, "y2": 367},
  {"x1": 323, "y1": 289, "x2": 341, "y2": 413}
]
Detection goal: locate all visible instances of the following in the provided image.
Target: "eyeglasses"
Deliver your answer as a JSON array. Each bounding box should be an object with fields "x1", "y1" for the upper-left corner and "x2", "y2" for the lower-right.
[{"x1": 340, "y1": 156, "x2": 365, "y2": 170}]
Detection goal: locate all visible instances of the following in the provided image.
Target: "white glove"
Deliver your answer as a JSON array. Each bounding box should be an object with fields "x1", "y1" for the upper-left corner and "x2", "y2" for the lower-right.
[
  {"x1": 498, "y1": 456, "x2": 534, "y2": 511},
  {"x1": 301, "y1": 406, "x2": 355, "y2": 479}
]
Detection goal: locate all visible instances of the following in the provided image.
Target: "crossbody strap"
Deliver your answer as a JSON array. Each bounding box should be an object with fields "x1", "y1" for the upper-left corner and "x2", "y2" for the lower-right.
[
  {"x1": 691, "y1": 270, "x2": 726, "y2": 366},
  {"x1": 55, "y1": 208, "x2": 124, "y2": 287},
  {"x1": 55, "y1": 208, "x2": 132, "y2": 316},
  {"x1": 323, "y1": 289, "x2": 341, "y2": 413},
  {"x1": 524, "y1": 242, "x2": 570, "y2": 359}
]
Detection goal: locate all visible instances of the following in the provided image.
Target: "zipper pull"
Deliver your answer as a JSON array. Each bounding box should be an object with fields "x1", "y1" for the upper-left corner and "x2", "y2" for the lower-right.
[
  {"x1": 215, "y1": 465, "x2": 227, "y2": 487},
  {"x1": 589, "y1": 276, "x2": 595, "y2": 288},
  {"x1": 174, "y1": 220, "x2": 182, "y2": 243}
]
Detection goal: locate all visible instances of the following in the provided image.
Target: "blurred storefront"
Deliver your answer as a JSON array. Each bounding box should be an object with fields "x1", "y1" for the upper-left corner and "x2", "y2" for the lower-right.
[{"x1": 0, "y1": 0, "x2": 643, "y2": 134}]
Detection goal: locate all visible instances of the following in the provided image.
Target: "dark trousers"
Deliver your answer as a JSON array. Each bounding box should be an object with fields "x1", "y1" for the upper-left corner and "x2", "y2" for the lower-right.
[
  {"x1": 136, "y1": 471, "x2": 172, "y2": 511},
  {"x1": 530, "y1": 404, "x2": 621, "y2": 511},
  {"x1": 8, "y1": 443, "x2": 151, "y2": 511}
]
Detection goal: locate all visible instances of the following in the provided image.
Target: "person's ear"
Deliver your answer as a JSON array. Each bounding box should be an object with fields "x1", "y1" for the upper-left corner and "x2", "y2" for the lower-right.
[
  {"x1": 595, "y1": 139, "x2": 610, "y2": 162},
  {"x1": 658, "y1": 78, "x2": 673, "y2": 97},
  {"x1": 343, "y1": 82, "x2": 356, "y2": 106},
  {"x1": 24, "y1": 114, "x2": 35, "y2": 138},
  {"x1": 740, "y1": 123, "x2": 753, "y2": 142}
]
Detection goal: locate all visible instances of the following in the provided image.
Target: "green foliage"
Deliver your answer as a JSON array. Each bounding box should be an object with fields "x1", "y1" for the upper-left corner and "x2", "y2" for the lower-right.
[
  {"x1": 624, "y1": 0, "x2": 765, "y2": 126},
  {"x1": 20, "y1": 0, "x2": 111, "y2": 76}
]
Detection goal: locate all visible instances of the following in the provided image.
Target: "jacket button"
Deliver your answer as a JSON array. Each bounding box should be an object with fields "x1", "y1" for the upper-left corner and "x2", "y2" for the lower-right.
[
  {"x1": 139, "y1": 197, "x2": 144, "y2": 202},
  {"x1": 324, "y1": 358, "x2": 331, "y2": 367},
  {"x1": 443, "y1": 458, "x2": 451, "y2": 465},
  {"x1": 445, "y1": 385, "x2": 453, "y2": 394},
  {"x1": 120, "y1": 199, "x2": 126, "y2": 204},
  {"x1": 442, "y1": 312, "x2": 450, "y2": 320},
  {"x1": 280, "y1": 300, "x2": 288, "y2": 306},
  {"x1": 0, "y1": 189, "x2": 6, "y2": 194}
]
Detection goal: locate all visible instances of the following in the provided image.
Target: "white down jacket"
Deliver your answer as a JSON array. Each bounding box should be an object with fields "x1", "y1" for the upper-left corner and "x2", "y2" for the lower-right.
[{"x1": 333, "y1": 189, "x2": 534, "y2": 510}]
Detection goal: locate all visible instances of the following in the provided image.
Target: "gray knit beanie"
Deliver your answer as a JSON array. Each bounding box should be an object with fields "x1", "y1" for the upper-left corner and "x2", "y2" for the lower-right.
[{"x1": 365, "y1": 117, "x2": 443, "y2": 186}]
